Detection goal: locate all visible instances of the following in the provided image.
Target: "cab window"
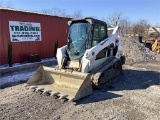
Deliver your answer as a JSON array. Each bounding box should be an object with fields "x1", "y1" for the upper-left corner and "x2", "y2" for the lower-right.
[{"x1": 92, "y1": 24, "x2": 107, "y2": 46}]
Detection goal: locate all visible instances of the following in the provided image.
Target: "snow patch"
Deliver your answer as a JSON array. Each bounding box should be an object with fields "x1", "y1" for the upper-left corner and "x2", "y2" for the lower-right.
[
  {"x1": 0, "y1": 57, "x2": 56, "y2": 70},
  {"x1": 0, "y1": 71, "x2": 34, "y2": 88},
  {"x1": 0, "y1": 57, "x2": 57, "y2": 88}
]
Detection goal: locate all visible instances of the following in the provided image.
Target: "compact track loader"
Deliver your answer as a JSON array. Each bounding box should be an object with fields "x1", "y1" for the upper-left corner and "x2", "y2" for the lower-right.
[{"x1": 25, "y1": 18, "x2": 124, "y2": 101}]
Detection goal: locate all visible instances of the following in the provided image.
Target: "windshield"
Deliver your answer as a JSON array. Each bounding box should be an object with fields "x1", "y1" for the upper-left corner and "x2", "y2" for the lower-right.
[{"x1": 67, "y1": 22, "x2": 90, "y2": 60}]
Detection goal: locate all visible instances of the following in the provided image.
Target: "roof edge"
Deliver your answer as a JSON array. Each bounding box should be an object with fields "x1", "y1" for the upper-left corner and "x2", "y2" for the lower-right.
[{"x1": 0, "y1": 7, "x2": 72, "y2": 19}]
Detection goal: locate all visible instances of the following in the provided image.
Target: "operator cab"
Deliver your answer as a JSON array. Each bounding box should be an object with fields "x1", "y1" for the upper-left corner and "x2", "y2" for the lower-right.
[{"x1": 67, "y1": 17, "x2": 108, "y2": 60}]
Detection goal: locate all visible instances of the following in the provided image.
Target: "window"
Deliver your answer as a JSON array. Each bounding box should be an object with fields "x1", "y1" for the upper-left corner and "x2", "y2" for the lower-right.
[{"x1": 92, "y1": 24, "x2": 107, "y2": 46}]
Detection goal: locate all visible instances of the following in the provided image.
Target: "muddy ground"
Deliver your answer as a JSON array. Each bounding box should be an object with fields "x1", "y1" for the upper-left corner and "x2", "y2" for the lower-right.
[{"x1": 0, "y1": 61, "x2": 160, "y2": 120}]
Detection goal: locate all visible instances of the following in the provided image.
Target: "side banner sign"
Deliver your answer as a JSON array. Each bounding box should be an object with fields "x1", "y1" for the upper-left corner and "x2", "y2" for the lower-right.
[{"x1": 9, "y1": 21, "x2": 41, "y2": 42}]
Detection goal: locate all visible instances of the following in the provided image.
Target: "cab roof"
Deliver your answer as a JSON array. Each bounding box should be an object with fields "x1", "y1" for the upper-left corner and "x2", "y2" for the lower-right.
[{"x1": 68, "y1": 17, "x2": 107, "y2": 26}]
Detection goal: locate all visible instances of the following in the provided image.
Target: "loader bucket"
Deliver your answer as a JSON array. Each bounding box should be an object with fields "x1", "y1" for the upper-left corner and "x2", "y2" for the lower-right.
[{"x1": 25, "y1": 66, "x2": 93, "y2": 101}]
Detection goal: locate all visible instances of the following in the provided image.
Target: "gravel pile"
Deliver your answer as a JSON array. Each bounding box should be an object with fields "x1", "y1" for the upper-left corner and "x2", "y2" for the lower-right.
[{"x1": 122, "y1": 37, "x2": 158, "y2": 65}]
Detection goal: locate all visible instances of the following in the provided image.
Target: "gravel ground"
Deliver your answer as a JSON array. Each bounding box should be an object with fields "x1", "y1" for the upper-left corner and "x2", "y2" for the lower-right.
[
  {"x1": 0, "y1": 38, "x2": 160, "y2": 120},
  {"x1": 0, "y1": 61, "x2": 160, "y2": 120}
]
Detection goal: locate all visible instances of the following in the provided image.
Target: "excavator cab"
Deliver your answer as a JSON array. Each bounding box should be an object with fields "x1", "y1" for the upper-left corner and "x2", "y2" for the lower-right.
[
  {"x1": 67, "y1": 18, "x2": 108, "y2": 60},
  {"x1": 61, "y1": 18, "x2": 109, "y2": 70}
]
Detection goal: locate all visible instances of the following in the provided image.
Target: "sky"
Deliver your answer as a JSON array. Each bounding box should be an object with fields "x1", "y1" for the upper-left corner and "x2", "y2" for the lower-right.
[{"x1": 0, "y1": 0, "x2": 160, "y2": 26}]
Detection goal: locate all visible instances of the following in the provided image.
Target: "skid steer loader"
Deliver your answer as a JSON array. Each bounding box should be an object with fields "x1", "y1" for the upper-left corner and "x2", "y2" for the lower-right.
[{"x1": 25, "y1": 17, "x2": 125, "y2": 101}]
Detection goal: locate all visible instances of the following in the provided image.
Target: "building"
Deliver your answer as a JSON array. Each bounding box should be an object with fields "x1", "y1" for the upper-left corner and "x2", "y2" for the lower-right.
[
  {"x1": 147, "y1": 27, "x2": 160, "y2": 35},
  {"x1": 0, "y1": 7, "x2": 71, "y2": 65}
]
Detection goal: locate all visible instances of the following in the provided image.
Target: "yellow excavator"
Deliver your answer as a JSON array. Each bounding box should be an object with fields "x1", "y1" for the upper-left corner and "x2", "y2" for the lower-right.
[
  {"x1": 25, "y1": 18, "x2": 125, "y2": 101},
  {"x1": 144, "y1": 31, "x2": 160, "y2": 53},
  {"x1": 152, "y1": 39, "x2": 160, "y2": 53},
  {"x1": 145, "y1": 39, "x2": 160, "y2": 53}
]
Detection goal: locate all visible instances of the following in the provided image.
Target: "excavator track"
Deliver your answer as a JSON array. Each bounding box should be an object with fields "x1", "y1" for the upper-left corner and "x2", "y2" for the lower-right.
[{"x1": 91, "y1": 57, "x2": 122, "y2": 87}]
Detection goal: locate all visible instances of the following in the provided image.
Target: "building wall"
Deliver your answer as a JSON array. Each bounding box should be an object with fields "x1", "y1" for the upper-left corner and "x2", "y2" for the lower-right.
[
  {"x1": 0, "y1": 9, "x2": 70, "y2": 65},
  {"x1": 148, "y1": 27, "x2": 160, "y2": 35}
]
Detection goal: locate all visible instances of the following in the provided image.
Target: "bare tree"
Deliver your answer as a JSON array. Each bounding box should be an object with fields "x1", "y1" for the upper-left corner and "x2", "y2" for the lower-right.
[
  {"x1": 51, "y1": 8, "x2": 65, "y2": 16},
  {"x1": 100, "y1": 17, "x2": 106, "y2": 22},
  {"x1": 41, "y1": 9, "x2": 52, "y2": 14},
  {"x1": 72, "y1": 10, "x2": 83, "y2": 19},
  {"x1": 119, "y1": 18, "x2": 132, "y2": 34},
  {"x1": 5, "y1": 2, "x2": 13, "y2": 8},
  {"x1": 132, "y1": 19, "x2": 150, "y2": 36},
  {"x1": 0, "y1": 1, "x2": 13, "y2": 8},
  {"x1": 107, "y1": 11, "x2": 123, "y2": 27},
  {"x1": 41, "y1": 8, "x2": 71, "y2": 17}
]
